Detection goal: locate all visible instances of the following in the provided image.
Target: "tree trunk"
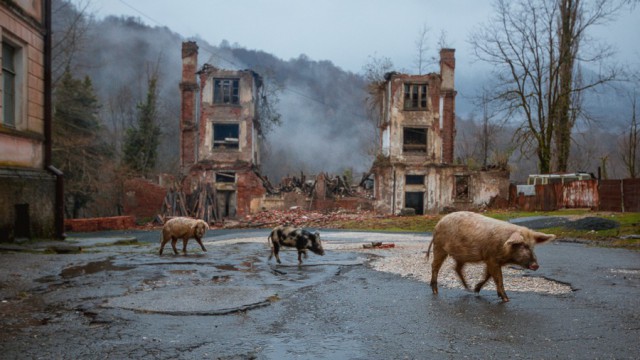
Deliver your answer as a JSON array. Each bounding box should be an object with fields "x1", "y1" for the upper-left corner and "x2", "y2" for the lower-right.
[{"x1": 555, "y1": 0, "x2": 579, "y2": 172}]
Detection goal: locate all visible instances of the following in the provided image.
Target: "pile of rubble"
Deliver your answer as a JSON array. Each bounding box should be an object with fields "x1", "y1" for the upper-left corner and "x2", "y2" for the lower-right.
[
  {"x1": 255, "y1": 170, "x2": 372, "y2": 198},
  {"x1": 236, "y1": 207, "x2": 385, "y2": 228}
]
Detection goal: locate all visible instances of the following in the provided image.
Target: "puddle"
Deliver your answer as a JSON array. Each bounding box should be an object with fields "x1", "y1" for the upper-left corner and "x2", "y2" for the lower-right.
[
  {"x1": 212, "y1": 275, "x2": 231, "y2": 283},
  {"x1": 215, "y1": 264, "x2": 239, "y2": 271},
  {"x1": 61, "y1": 259, "x2": 134, "y2": 278},
  {"x1": 169, "y1": 270, "x2": 197, "y2": 275},
  {"x1": 215, "y1": 262, "x2": 256, "y2": 272}
]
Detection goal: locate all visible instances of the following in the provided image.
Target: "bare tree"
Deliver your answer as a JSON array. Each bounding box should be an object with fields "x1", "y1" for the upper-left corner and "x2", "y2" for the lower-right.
[
  {"x1": 470, "y1": 0, "x2": 627, "y2": 174},
  {"x1": 619, "y1": 89, "x2": 639, "y2": 178},
  {"x1": 362, "y1": 54, "x2": 394, "y2": 128},
  {"x1": 414, "y1": 24, "x2": 430, "y2": 75},
  {"x1": 51, "y1": 0, "x2": 92, "y2": 86}
]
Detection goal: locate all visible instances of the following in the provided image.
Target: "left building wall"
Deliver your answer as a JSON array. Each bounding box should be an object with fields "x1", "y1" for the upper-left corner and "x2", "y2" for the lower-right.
[{"x1": 0, "y1": 0, "x2": 58, "y2": 241}]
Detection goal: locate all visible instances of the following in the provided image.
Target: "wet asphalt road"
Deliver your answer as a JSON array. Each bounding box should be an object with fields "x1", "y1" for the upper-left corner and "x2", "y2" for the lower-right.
[{"x1": 0, "y1": 228, "x2": 638, "y2": 359}]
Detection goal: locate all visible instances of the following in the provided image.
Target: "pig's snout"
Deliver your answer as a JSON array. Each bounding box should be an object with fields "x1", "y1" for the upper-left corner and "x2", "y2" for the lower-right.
[{"x1": 528, "y1": 263, "x2": 539, "y2": 271}]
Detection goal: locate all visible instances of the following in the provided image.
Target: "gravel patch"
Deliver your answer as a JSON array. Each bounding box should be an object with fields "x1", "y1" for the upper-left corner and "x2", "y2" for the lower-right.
[
  {"x1": 207, "y1": 233, "x2": 573, "y2": 296},
  {"x1": 368, "y1": 250, "x2": 573, "y2": 295}
]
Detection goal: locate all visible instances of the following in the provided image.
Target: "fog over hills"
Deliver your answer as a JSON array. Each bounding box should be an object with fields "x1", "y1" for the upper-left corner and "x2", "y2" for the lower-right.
[
  {"x1": 75, "y1": 15, "x2": 375, "y2": 181},
  {"x1": 70, "y1": 13, "x2": 635, "y2": 182}
]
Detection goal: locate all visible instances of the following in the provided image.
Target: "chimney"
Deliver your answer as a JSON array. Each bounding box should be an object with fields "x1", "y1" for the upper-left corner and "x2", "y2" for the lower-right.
[
  {"x1": 180, "y1": 41, "x2": 199, "y2": 170},
  {"x1": 440, "y1": 48, "x2": 456, "y2": 164}
]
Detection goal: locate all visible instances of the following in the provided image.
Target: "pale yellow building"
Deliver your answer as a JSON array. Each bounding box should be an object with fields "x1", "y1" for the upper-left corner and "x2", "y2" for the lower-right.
[{"x1": 1, "y1": 0, "x2": 63, "y2": 241}]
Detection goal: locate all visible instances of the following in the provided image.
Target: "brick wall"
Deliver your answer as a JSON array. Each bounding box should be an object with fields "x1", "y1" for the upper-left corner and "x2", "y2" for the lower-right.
[
  {"x1": 64, "y1": 216, "x2": 136, "y2": 232},
  {"x1": 123, "y1": 178, "x2": 167, "y2": 219}
]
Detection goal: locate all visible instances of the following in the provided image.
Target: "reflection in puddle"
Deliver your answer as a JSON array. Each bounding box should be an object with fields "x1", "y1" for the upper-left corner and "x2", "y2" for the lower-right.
[
  {"x1": 215, "y1": 264, "x2": 239, "y2": 271},
  {"x1": 61, "y1": 259, "x2": 133, "y2": 278},
  {"x1": 169, "y1": 269, "x2": 197, "y2": 275},
  {"x1": 212, "y1": 275, "x2": 231, "y2": 283},
  {"x1": 215, "y1": 261, "x2": 257, "y2": 272}
]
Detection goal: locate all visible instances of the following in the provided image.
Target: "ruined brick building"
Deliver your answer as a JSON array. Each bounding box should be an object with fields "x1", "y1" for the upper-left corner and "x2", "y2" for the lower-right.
[
  {"x1": 179, "y1": 42, "x2": 266, "y2": 218},
  {"x1": 371, "y1": 49, "x2": 509, "y2": 214},
  {"x1": 177, "y1": 42, "x2": 508, "y2": 220}
]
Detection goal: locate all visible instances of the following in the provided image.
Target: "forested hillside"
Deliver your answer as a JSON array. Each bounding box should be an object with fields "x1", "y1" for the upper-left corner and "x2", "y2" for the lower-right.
[{"x1": 68, "y1": 12, "x2": 373, "y2": 182}]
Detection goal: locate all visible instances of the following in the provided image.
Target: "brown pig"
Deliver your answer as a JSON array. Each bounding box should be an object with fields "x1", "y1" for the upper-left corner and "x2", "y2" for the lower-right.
[
  {"x1": 159, "y1": 217, "x2": 209, "y2": 255},
  {"x1": 426, "y1": 211, "x2": 555, "y2": 302}
]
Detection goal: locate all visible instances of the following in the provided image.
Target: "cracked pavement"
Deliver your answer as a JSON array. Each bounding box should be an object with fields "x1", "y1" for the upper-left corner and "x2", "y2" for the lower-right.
[{"x1": 0, "y1": 229, "x2": 638, "y2": 359}]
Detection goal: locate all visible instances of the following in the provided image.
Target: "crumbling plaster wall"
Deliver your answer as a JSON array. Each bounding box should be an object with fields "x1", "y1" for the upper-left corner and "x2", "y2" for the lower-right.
[
  {"x1": 381, "y1": 74, "x2": 443, "y2": 163},
  {"x1": 374, "y1": 165, "x2": 510, "y2": 214},
  {"x1": 198, "y1": 69, "x2": 259, "y2": 165}
]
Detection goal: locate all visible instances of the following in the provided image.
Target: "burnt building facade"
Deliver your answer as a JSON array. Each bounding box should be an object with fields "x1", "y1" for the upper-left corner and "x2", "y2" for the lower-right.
[
  {"x1": 179, "y1": 41, "x2": 265, "y2": 219},
  {"x1": 372, "y1": 49, "x2": 509, "y2": 214}
]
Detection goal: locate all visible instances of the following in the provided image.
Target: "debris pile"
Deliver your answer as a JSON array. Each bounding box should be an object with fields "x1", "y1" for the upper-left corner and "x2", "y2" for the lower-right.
[
  {"x1": 255, "y1": 170, "x2": 372, "y2": 198},
  {"x1": 324, "y1": 174, "x2": 355, "y2": 197},
  {"x1": 160, "y1": 183, "x2": 218, "y2": 223},
  {"x1": 236, "y1": 208, "x2": 384, "y2": 228}
]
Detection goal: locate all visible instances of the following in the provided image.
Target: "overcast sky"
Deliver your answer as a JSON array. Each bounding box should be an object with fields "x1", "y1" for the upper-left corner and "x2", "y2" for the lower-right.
[{"x1": 88, "y1": 0, "x2": 639, "y2": 76}]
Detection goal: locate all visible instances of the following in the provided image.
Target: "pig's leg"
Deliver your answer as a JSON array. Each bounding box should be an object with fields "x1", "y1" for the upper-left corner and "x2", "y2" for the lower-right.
[
  {"x1": 474, "y1": 267, "x2": 491, "y2": 293},
  {"x1": 159, "y1": 236, "x2": 169, "y2": 255},
  {"x1": 454, "y1": 261, "x2": 470, "y2": 290},
  {"x1": 487, "y1": 262, "x2": 509, "y2": 302},
  {"x1": 272, "y1": 242, "x2": 282, "y2": 264},
  {"x1": 268, "y1": 238, "x2": 275, "y2": 261},
  {"x1": 297, "y1": 249, "x2": 306, "y2": 265},
  {"x1": 195, "y1": 237, "x2": 207, "y2": 252},
  {"x1": 171, "y1": 237, "x2": 179, "y2": 255},
  {"x1": 182, "y1": 238, "x2": 189, "y2": 254},
  {"x1": 430, "y1": 248, "x2": 447, "y2": 295}
]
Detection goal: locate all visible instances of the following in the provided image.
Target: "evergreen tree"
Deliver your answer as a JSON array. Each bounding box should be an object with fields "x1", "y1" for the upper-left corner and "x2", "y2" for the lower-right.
[
  {"x1": 123, "y1": 75, "x2": 161, "y2": 176},
  {"x1": 52, "y1": 69, "x2": 112, "y2": 218}
]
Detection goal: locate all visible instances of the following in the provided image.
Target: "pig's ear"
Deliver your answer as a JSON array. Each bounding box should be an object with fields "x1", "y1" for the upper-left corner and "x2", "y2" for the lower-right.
[
  {"x1": 533, "y1": 232, "x2": 555, "y2": 244},
  {"x1": 505, "y1": 232, "x2": 525, "y2": 247},
  {"x1": 201, "y1": 220, "x2": 210, "y2": 230}
]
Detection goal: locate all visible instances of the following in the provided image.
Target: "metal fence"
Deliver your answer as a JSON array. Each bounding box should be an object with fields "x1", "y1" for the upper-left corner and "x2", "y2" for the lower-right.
[{"x1": 510, "y1": 179, "x2": 640, "y2": 212}]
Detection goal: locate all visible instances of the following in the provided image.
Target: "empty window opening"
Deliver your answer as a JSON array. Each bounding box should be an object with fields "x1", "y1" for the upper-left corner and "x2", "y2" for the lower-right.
[
  {"x1": 404, "y1": 83, "x2": 428, "y2": 110},
  {"x1": 216, "y1": 172, "x2": 235, "y2": 183},
  {"x1": 404, "y1": 191, "x2": 424, "y2": 215},
  {"x1": 455, "y1": 175, "x2": 470, "y2": 200},
  {"x1": 405, "y1": 175, "x2": 425, "y2": 185},
  {"x1": 2, "y1": 42, "x2": 17, "y2": 127},
  {"x1": 216, "y1": 190, "x2": 236, "y2": 218},
  {"x1": 403, "y1": 127, "x2": 427, "y2": 153},
  {"x1": 213, "y1": 123, "x2": 239, "y2": 149},
  {"x1": 213, "y1": 78, "x2": 239, "y2": 105}
]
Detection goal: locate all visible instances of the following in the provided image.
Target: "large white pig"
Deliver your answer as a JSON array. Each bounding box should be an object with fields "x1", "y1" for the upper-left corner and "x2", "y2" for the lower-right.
[{"x1": 427, "y1": 211, "x2": 555, "y2": 302}]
